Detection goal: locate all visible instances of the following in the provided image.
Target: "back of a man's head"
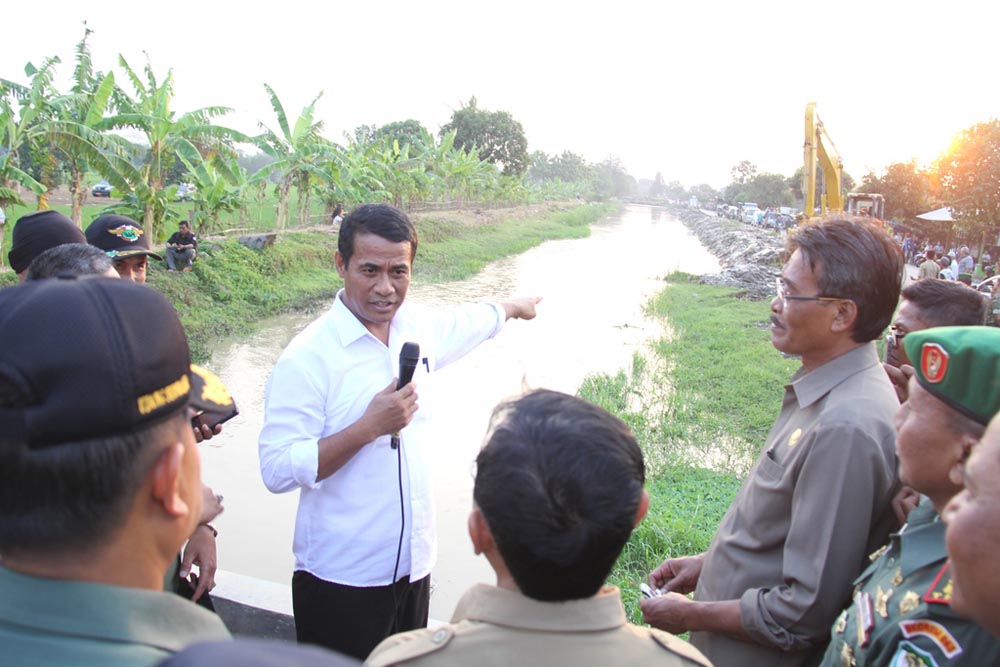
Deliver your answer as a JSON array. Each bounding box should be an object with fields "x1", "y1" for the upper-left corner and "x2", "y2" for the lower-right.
[
  {"x1": 788, "y1": 217, "x2": 903, "y2": 342},
  {"x1": 25, "y1": 242, "x2": 116, "y2": 281},
  {"x1": 7, "y1": 210, "x2": 86, "y2": 277},
  {"x1": 901, "y1": 279, "x2": 988, "y2": 328},
  {"x1": 473, "y1": 389, "x2": 645, "y2": 602},
  {"x1": 0, "y1": 279, "x2": 209, "y2": 560},
  {"x1": 337, "y1": 204, "x2": 418, "y2": 265}
]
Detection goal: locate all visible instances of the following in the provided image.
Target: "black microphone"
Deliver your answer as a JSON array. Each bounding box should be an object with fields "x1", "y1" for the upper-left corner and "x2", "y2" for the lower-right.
[
  {"x1": 396, "y1": 342, "x2": 420, "y2": 390},
  {"x1": 392, "y1": 342, "x2": 420, "y2": 449}
]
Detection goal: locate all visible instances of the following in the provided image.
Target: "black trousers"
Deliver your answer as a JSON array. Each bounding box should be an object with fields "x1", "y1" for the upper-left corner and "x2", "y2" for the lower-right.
[{"x1": 292, "y1": 570, "x2": 430, "y2": 661}]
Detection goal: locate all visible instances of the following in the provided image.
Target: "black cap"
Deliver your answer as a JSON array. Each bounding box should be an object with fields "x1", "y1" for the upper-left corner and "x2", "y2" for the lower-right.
[
  {"x1": 8, "y1": 210, "x2": 87, "y2": 273},
  {"x1": 85, "y1": 214, "x2": 163, "y2": 261},
  {"x1": 0, "y1": 279, "x2": 232, "y2": 447}
]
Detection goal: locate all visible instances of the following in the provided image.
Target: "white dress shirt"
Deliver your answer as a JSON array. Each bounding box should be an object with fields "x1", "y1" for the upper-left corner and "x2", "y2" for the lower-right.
[{"x1": 259, "y1": 291, "x2": 505, "y2": 586}]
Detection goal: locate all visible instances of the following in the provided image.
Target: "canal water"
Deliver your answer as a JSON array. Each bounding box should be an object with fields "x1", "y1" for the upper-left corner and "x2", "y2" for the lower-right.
[{"x1": 198, "y1": 204, "x2": 720, "y2": 619}]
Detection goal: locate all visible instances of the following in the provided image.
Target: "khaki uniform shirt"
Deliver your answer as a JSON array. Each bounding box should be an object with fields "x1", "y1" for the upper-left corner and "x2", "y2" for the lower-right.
[
  {"x1": 693, "y1": 343, "x2": 899, "y2": 667},
  {"x1": 918, "y1": 259, "x2": 941, "y2": 279},
  {"x1": 0, "y1": 564, "x2": 231, "y2": 666},
  {"x1": 819, "y1": 499, "x2": 1000, "y2": 667},
  {"x1": 366, "y1": 584, "x2": 712, "y2": 667}
]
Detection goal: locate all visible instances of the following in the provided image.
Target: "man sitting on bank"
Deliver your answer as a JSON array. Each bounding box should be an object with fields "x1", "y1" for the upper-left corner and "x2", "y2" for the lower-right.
[
  {"x1": 366, "y1": 389, "x2": 711, "y2": 667},
  {"x1": 0, "y1": 278, "x2": 231, "y2": 665},
  {"x1": 166, "y1": 221, "x2": 198, "y2": 272}
]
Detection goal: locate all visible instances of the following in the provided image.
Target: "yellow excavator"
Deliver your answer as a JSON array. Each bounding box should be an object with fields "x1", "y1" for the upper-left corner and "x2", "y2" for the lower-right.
[{"x1": 803, "y1": 102, "x2": 885, "y2": 222}]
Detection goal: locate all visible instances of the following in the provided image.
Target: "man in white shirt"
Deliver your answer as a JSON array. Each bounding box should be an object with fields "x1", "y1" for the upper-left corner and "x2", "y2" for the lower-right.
[{"x1": 259, "y1": 204, "x2": 540, "y2": 660}]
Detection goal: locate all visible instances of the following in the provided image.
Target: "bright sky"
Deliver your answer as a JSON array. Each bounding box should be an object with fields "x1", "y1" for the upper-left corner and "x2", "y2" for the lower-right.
[{"x1": 3, "y1": 0, "x2": 997, "y2": 189}]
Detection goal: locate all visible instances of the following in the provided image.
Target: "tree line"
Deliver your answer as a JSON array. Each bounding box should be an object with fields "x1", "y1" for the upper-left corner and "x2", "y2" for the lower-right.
[
  {"x1": 0, "y1": 28, "x2": 636, "y2": 240},
  {"x1": 649, "y1": 124, "x2": 1000, "y2": 247}
]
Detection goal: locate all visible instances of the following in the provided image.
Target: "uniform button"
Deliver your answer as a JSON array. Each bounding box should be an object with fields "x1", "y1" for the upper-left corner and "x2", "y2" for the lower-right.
[{"x1": 432, "y1": 629, "x2": 449, "y2": 644}]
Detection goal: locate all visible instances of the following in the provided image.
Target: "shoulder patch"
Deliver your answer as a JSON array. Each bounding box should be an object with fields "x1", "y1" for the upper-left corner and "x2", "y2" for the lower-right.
[
  {"x1": 649, "y1": 628, "x2": 713, "y2": 667},
  {"x1": 923, "y1": 563, "x2": 953, "y2": 606},
  {"x1": 898, "y1": 620, "x2": 963, "y2": 659},
  {"x1": 890, "y1": 640, "x2": 940, "y2": 667},
  {"x1": 365, "y1": 626, "x2": 455, "y2": 667}
]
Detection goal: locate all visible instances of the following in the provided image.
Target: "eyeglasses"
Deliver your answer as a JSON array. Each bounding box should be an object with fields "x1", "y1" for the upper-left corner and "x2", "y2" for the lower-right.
[{"x1": 775, "y1": 278, "x2": 844, "y2": 307}]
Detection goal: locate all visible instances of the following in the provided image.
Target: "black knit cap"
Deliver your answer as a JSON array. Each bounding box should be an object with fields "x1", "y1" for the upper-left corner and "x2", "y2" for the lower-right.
[
  {"x1": 7, "y1": 211, "x2": 86, "y2": 273},
  {"x1": 0, "y1": 278, "x2": 232, "y2": 447},
  {"x1": 85, "y1": 214, "x2": 163, "y2": 261}
]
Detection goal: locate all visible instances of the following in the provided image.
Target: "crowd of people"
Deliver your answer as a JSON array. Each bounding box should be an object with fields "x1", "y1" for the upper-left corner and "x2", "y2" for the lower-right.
[{"x1": 1, "y1": 207, "x2": 999, "y2": 667}]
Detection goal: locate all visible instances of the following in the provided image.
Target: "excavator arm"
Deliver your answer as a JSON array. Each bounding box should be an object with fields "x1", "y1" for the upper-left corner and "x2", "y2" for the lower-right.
[{"x1": 803, "y1": 102, "x2": 844, "y2": 218}]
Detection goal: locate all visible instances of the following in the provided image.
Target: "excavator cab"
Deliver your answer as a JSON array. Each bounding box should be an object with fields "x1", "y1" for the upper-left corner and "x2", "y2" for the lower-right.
[{"x1": 845, "y1": 193, "x2": 885, "y2": 220}]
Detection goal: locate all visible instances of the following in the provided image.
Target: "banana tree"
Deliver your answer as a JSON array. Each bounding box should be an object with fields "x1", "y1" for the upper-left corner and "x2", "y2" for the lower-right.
[
  {"x1": 175, "y1": 145, "x2": 248, "y2": 233},
  {"x1": 254, "y1": 85, "x2": 333, "y2": 229},
  {"x1": 0, "y1": 59, "x2": 56, "y2": 209},
  {"x1": 42, "y1": 27, "x2": 120, "y2": 226},
  {"x1": 102, "y1": 55, "x2": 245, "y2": 239}
]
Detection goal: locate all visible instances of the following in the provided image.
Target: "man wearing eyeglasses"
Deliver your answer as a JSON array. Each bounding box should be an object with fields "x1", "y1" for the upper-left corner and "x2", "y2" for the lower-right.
[
  {"x1": 883, "y1": 279, "x2": 988, "y2": 403},
  {"x1": 643, "y1": 218, "x2": 904, "y2": 667}
]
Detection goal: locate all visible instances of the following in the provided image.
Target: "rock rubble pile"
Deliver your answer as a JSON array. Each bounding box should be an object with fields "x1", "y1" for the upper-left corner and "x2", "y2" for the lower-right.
[{"x1": 671, "y1": 207, "x2": 785, "y2": 297}]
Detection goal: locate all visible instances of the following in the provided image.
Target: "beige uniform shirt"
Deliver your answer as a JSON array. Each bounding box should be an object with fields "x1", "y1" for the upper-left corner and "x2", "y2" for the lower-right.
[
  {"x1": 693, "y1": 343, "x2": 899, "y2": 667},
  {"x1": 366, "y1": 584, "x2": 712, "y2": 667}
]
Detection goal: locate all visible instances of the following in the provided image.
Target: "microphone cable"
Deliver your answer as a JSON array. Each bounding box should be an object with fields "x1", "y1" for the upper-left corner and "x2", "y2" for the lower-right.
[{"x1": 389, "y1": 430, "x2": 405, "y2": 634}]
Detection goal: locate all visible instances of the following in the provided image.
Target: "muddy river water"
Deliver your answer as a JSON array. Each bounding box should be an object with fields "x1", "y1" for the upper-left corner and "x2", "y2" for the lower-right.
[{"x1": 199, "y1": 204, "x2": 720, "y2": 619}]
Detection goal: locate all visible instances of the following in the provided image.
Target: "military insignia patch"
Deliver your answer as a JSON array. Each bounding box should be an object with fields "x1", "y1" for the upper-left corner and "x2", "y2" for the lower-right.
[
  {"x1": 899, "y1": 590, "x2": 920, "y2": 615},
  {"x1": 923, "y1": 563, "x2": 953, "y2": 606},
  {"x1": 841, "y1": 641, "x2": 856, "y2": 667},
  {"x1": 876, "y1": 586, "x2": 893, "y2": 619},
  {"x1": 835, "y1": 610, "x2": 848, "y2": 634},
  {"x1": 892, "y1": 568, "x2": 904, "y2": 587},
  {"x1": 107, "y1": 224, "x2": 143, "y2": 243},
  {"x1": 899, "y1": 620, "x2": 963, "y2": 658},
  {"x1": 890, "y1": 641, "x2": 940, "y2": 667},
  {"x1": 855, "y1": 591, "x2": 874, "y2": 647},
  {"x1": 920, "y1": 343, "x2": 949, "y2": 384}
]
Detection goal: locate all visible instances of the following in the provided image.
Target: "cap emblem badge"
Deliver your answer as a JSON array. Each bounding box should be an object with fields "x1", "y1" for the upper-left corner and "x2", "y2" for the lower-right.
[
  {"x1": 920, "y1": 343, "x2": 949, "y2": 384},
  {"x1": 108, "y1": 224, "x2": 143, "y2": 243}
]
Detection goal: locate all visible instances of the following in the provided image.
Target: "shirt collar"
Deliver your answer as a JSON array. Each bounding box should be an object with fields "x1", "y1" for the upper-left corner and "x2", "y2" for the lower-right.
[
  {"x1": 897, "y1": 499, "x2": 947, "y2": 576},
  {"x1": 451, "y1": 583, "x2": 627, "y2": 632},
  {"x1": 788, "y1": 343, "x2": 882, "y2": 408}
]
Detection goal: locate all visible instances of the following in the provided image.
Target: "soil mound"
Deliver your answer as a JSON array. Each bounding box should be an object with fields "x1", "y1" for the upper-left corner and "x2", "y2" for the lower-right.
[{"x1": 671, "y1": 207, "x2": 784, "y2": 297}]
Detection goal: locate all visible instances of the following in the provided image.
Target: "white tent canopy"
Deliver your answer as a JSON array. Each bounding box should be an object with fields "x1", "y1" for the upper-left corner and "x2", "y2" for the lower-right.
[{"x1": 916, "y1": 207, "x2": 954, "y2": 222}]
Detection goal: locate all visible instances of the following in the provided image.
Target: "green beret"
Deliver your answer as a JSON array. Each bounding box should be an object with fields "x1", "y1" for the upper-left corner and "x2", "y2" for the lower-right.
[{"x1": 904, "y1": 326, "x2": 1000, "y2": 425}]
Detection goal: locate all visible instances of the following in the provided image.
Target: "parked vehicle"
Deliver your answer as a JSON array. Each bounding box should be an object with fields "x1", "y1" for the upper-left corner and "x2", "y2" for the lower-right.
[
  {"x1": 176, "y1": 183, "x2": 197, "y2": 201},
  {"x1": 91, "y1": 181, "x2": 112, "y2": 197},
  {"x1": 975, "y1": 275, "x2": 999, "y2": 295}
]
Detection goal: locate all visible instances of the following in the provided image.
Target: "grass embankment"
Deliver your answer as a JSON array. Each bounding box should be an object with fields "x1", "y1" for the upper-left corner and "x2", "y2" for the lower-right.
[
  {"x1": 144, "y1": 202, "x2": 617, "y2": 361},
  {"x1": 580, "y1": 273, "x2": 798, "y2": 624}
]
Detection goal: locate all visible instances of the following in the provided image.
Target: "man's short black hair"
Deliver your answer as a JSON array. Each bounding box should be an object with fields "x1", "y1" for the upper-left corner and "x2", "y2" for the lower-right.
[
  {"x1": 788, "y1": 218, "x2": 903, "y2": 342},
  {"x1": 901, "y1": 279, "x2": 989, "y2": 327},
  {"x1": 25, "y1": 243, "x2": 113, "y2": 280},
  {"x1": 473, "y1": 389, "x2": 645, "y2": 602},
  {"x1": 337, "y1": 204, "x2": 417, "y2": 265},
  {"x1": 0, "y1": 408, "x2": 187, "y2": 556}
]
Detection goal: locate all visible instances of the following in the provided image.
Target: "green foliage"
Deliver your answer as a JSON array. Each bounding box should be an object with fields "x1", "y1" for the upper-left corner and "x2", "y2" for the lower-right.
[
  {"x1": 580, "y1": 273, "x2": 799, "y2": 623},
  {"x1": 607, "y1": 467, "x2": 741, "y2": 625},
  {"x1": 414, "y1": 203, "x2": 617, "y2": 282},
  {"x1": 440, "y1": 97, "x2": 529, "y2": 177},
  {"x1": 859, "y1": 160, "x2": 933, "y2": 222},
  {"x1": 725, "y1": 171, "x2": 794, "y2": 208},
  {"x1": 147, "y1": 233, "x2": 342, "y2": 361},
  {"x1": 938, "y1": 119, "x2": 1000, "y2": 242}
]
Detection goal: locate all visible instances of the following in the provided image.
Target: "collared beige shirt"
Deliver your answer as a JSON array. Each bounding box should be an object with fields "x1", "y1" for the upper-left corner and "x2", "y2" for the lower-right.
[
  {"x1": 693, "y1": 343, "x2": 899, "y2": 667},
  {"x1": 366, "y1": 584, "x2": 712, "y2": 667}
]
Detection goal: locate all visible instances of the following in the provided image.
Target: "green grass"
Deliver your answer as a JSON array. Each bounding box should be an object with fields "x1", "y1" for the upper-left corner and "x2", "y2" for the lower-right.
[
  {"x1": 579, "y1": 272, "x2": 799, "y2": 624},
  {"x1": 413, "y1": 203, "x2": 615, "y2": 282}
]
